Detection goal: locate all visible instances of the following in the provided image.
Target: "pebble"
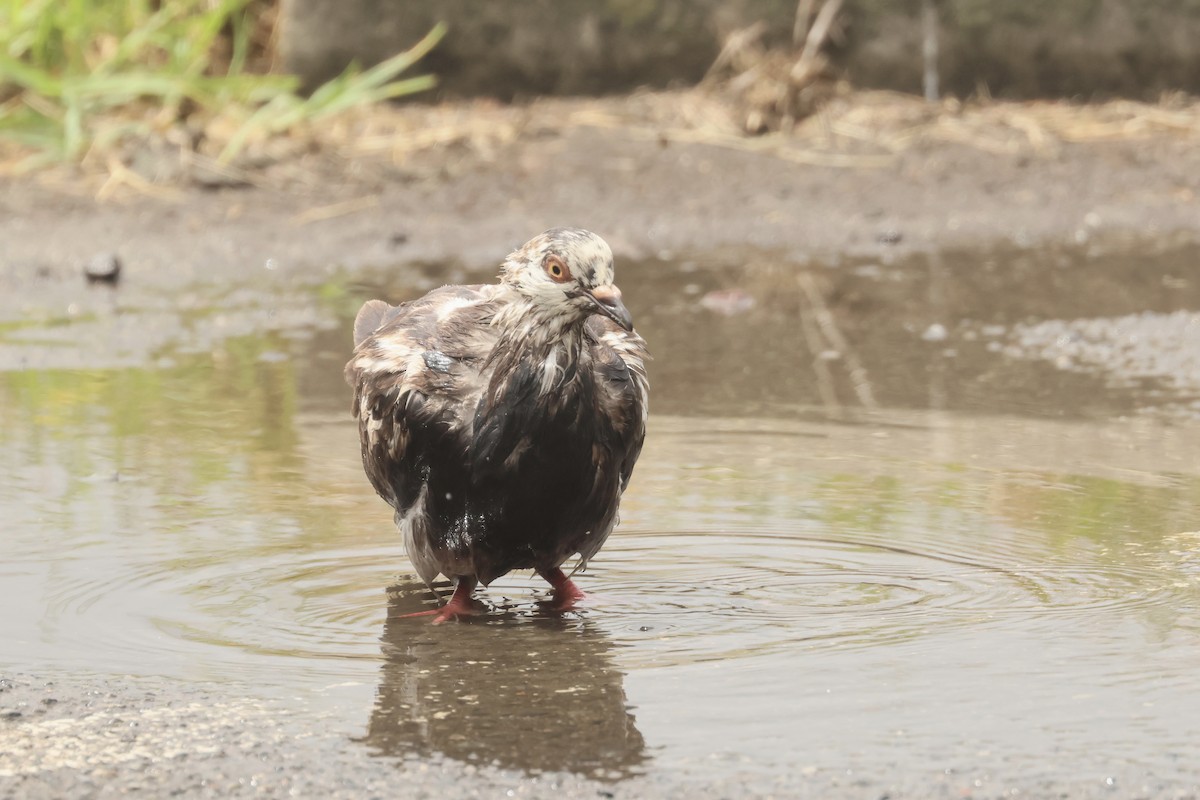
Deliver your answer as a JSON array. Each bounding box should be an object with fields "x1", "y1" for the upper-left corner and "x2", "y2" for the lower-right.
[
  {"x1": 84, "y1": 253, "x2": 121, "y2": 284},
  {"x1": 699, "y1": 288, "x2": 755, "y2": 315},
  {"x1": 921, "y1": 323, "x2": 949, "y2": 342}
]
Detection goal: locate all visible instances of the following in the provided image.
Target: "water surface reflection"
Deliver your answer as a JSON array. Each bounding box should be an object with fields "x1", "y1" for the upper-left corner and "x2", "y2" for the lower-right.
[
  {"x1": 4, "y1": 240, "x2": 1200, "y2": 792},
  {"x1": 362, "y1": 590, "x2": 645, "y2": 778}
]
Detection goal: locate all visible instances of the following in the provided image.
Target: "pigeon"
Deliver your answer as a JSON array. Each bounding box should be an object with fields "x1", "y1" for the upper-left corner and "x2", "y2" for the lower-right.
[{"x1": 345, "y1": 228, "x2": 649, "y2": 622}]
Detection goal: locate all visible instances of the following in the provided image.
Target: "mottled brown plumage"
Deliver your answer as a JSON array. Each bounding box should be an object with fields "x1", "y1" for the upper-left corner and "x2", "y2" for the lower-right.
[{"x1": 345, "y1": 228, "x2": 649, "y2": 621}]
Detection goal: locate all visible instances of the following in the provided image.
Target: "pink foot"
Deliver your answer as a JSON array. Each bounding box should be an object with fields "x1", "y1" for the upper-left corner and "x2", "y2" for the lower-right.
[
  {"x1": 539, "y1": 567, "x2": 586, "y2": 612},
  {"x1": 395, "y1": 577, "x2": 482, "y2": 623}
]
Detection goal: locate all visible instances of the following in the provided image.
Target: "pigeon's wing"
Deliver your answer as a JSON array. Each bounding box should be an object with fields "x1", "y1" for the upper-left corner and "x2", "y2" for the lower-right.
[
  {"x1": 344, "y1": 285, "x2": 499, "y2": 514},
  {"x1": 585, "y1": 315, "x2": 650, "y2": 493},
  {"x1": 352, "y1": 299, "x2": 405, "y2": 347}
]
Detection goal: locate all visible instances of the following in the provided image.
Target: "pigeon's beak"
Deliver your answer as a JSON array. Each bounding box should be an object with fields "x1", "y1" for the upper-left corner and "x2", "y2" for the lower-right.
[{"x1": 585, "y1": 285, "x2": 634, "y2": 331}]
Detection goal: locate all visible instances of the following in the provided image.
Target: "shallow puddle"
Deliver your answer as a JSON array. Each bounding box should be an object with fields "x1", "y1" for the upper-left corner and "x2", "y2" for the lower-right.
[{"x1": 3, "y1": 240, "x2": 1200, "y2": 791}]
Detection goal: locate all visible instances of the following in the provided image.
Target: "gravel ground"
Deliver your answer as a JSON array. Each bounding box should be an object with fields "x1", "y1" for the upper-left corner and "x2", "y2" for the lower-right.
[
  {"x1": 1005, "y1": 310, "x2": 1200, "y2": 414},
  {"x1": 9, "y1": 673, "x2": 1193, "y2": 800}
]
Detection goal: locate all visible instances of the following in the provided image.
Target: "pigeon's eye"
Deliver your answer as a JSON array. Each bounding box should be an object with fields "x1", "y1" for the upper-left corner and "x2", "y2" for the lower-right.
[{"x1": 544, "y1": 255, "x2": 571, "y2": 283}]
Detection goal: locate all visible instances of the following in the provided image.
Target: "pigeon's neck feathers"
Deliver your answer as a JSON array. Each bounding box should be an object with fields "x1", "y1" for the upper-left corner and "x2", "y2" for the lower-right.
[
  {"x1": 482, "y1": 287, "x2": 590, "y2": 409},
  {"x1": 489, "y1": 287, "x2": 584, "y2": 360},
  {"x1": 472, "y1": 287, "x2": 591, "y2": 479}
]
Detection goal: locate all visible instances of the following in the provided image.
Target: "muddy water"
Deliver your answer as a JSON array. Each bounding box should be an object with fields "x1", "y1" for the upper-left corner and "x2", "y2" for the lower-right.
[{"x1": 3, "y1": 241, "x2": 1200, "y2": 792}]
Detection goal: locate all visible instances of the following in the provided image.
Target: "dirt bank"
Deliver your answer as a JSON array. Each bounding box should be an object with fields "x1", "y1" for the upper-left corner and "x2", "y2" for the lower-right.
[{"x1": 2, "y1": 91, "x2": 1198, "y2": 294}]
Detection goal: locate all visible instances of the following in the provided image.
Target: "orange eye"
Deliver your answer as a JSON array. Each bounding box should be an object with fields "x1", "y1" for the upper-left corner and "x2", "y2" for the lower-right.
[{"x1": 544, "y1": 255, "x2": 570, "y2": 282}]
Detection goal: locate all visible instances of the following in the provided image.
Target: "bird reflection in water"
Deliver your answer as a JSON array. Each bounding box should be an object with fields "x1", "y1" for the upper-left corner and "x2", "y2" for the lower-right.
[{"x1": 359, "y1": 583, "x2": 647, "y2": 779}]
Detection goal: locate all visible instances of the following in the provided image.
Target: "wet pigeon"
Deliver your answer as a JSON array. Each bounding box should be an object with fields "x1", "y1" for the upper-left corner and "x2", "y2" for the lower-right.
[{"x1": 345, "y1": 228, "x2": 649, "y2": 622}]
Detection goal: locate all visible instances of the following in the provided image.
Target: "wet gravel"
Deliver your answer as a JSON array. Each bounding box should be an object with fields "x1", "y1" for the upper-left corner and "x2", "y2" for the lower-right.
[
  {"x1": 1006, "y1": 310, "x2": 1200, "y2": 414},
  {"x1": 8, "y1": 671, "x2": 1194, "y2": 800}
]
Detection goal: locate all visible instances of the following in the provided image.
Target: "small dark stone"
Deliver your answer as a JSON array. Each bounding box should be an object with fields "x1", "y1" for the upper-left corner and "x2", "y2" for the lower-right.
[
  {"x1": 2, "y1": 710, "x2": 22, "y2": 720},
  {"x1": 389, "y1": 232, "x2": 410, "y2": 247},
  {"x1": 84, "y1": 253, "x2": 122, "y2": 284}
]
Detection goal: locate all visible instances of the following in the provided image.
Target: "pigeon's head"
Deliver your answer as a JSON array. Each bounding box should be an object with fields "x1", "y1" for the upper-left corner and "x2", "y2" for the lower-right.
[{"x1": 500, "y1": 228, "x2": 633, "y2": 331}]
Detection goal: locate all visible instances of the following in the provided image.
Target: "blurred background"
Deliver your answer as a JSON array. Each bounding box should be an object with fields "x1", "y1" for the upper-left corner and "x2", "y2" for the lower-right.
[
  {"x1": 4, "y1": 0, "x2": 1200, "y2": 175},
  {"x1": 4, "y1": 3, "x2": 1200, "y2": 799}
]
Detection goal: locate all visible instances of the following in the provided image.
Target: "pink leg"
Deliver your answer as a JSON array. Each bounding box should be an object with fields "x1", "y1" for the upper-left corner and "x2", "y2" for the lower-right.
[
  {"x1": 539, "y1": 567, "x2": 585, "y2": 611},
  {"x1": 395, "y1": 576, "x2": 481, "y2": 623}
]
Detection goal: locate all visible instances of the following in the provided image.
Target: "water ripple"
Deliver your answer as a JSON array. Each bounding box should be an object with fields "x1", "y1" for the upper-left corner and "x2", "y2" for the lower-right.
[{"x1": 565, "y1": 528, "x2": 1197, "y2": 667}]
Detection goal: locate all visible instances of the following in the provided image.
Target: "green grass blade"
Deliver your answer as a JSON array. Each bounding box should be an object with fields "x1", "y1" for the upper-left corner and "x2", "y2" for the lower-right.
[
  {"x1": 353, "y1": 22, "x2": 447, "y2": 88},
  {"x1": 0, "y1": 8, "x2": 443, "y2": 168}
]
